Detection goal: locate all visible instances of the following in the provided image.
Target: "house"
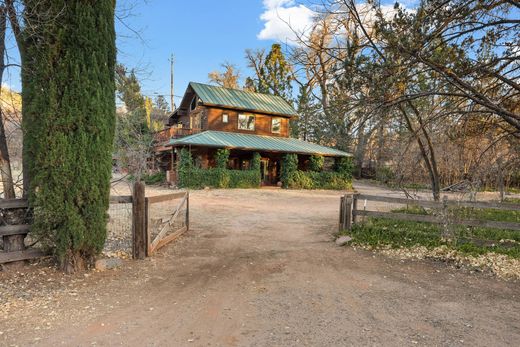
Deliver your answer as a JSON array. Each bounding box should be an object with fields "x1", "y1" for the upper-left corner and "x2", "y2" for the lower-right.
[{"x1": 154, "y1": 82, "x2": 350, "y2": 185}]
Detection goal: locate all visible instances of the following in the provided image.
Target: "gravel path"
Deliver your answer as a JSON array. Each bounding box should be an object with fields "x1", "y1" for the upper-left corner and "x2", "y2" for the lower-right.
[{"x1": 0, "y1": 185, "x2": 519, "y2": 346}]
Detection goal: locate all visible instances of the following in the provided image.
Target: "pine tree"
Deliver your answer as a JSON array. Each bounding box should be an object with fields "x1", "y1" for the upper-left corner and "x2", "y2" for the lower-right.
[{"x1": 22, "y1": 1, "x2": 116, "y2": 271}]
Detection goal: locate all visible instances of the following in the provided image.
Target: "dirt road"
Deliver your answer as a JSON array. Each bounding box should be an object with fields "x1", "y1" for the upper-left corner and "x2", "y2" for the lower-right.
[{"x1": 1, "y1": 187, "x2": 519, "y2": 346}]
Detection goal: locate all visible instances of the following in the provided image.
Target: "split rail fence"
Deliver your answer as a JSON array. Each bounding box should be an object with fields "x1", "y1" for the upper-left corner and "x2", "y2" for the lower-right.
[
  {"x1": 1, "y1": 183, "x2": 189, "y2": 264},
  {"x1": 339, "y1": 193, "x2": 520, "y2": 232}
]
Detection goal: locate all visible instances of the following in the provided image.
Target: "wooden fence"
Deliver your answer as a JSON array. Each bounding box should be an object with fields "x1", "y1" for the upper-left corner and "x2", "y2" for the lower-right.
[
  {"x1": 0, "y1": 199, "x2": 45, "y2": 264},
  {"x1": 130, "y1": 181, "x2": 190, "y2": 259},
  {"x1": 339, "y1": 193, "x2": 520, "y2": 232},
  {"x1": 1, "y1": 183, "x2": 190, "y2": 265}
]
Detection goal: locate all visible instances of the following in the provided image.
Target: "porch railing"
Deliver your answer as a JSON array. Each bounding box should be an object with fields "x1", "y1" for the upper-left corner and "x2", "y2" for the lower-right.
[{"x1": 154, "y1": 127, "x2": 202, "y2": 143}]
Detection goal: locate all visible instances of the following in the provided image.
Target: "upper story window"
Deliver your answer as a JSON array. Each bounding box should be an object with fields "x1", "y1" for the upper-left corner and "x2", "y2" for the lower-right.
[
  {"x1": 271, "y1": 118, "x2": 281, "y2": 133},
  {"x1": 190, "y1": 96, "x2": 199, "y2": 111},
  {"x1": 222, "y1": 114, "x2": 229, "y2": 123},
  {"x1": 238, "y1": 114, "x2": 255, "y2": 131}
]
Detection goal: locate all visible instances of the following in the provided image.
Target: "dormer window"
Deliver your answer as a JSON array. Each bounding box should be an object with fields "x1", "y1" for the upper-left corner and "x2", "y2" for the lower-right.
[
  {"x1": 271, "y1": 118, "x2": 281, "y2": 133},
  {"x1": 190, "y1": 96, "x2": 199, "y2": 111},
  {"x1": 222, "y1": 114, "x2": 229, "y2": 123},
  {"x1": 238, "y1": 114, "x2": 255, "y2": 131}
]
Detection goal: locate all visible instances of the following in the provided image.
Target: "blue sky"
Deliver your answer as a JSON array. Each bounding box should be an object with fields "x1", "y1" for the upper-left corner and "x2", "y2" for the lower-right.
[
  {"x1": 4, "y1": 0, "x2": 415, "y2": 108},
  {"x1": 117, "y1": 0, "x2": 287, "y2": 108}
]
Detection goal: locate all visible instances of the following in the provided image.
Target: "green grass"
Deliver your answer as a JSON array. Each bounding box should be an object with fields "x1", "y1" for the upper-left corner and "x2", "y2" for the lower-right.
[
  {"x1": 343, "y1": 205, "x2": 520, "y2": 258},
  {"x1": 504, "y1": 197, "x2": 520, "y2": 204},
  {"x1": 391, "y1": 205, "x2": 520, "y2": 223},
  {"x1": 345, "y1": 218, "x2": 520, "y2": 258}
]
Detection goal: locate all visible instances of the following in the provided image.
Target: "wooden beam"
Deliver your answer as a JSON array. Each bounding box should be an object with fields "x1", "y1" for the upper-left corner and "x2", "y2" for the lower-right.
[
  {"x1": 356, "y1": 194, "x2": 520, "y2": 211},
  {"x1": 0, "y1": 199, "x2": 28, "y2": 209},
  {"x1": 154, "y1": 226, "x2": 188, "y2": 252},
  {"x1": 0, "y1": 249, "x2": 46, "y2": 264},
  {"x1": 146, "y1": 192, "x2": 187, "y2": 204},
  {"x1": 0, "y1": 224, "x2": 30, "y2": 237},
  {"x1": 132, "y1": 181, "x2": 147, "y2": 259}
]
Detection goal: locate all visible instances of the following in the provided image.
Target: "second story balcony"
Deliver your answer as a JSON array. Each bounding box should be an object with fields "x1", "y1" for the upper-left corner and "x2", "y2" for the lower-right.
[{"x1": 154, "y1": 126, "x2": 202, "y2": 143}]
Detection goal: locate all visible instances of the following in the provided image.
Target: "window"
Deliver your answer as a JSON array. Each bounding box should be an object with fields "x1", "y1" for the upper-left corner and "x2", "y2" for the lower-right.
[
  {"x1": 238, "y1": 114, "x2": 255, "y2": 131},
  {"x1": 190, "y1": 97, "x2": 199, "y2": 111},
  {"x1": 222, "y1": 114, "x2": 229, "y2": 123},
  {"x1": 271, "y1": 118, "x2": 281, "y2": 133}
]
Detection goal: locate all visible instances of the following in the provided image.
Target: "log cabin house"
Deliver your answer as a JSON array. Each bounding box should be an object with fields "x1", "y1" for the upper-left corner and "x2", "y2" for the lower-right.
[{"x1": 154, "y1": 82, "x2": 350, "y2": 185}]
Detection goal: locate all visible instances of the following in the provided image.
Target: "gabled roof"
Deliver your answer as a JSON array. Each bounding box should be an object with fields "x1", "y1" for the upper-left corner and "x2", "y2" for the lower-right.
[
  {"x1": 169, "y1": 130, "x2": 351, "y2": 157},
  {"x1": 188, "y1": 82, "x2": 298, "y2": 117}
]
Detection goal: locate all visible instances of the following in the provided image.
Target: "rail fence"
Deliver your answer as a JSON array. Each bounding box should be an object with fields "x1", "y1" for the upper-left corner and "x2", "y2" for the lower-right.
[
  {"x1": 1, "y1": 183, "x2": 190, "y2": 265},
  {"x1": 339, "y1": 193, "x2": 520, "y2": 232}
]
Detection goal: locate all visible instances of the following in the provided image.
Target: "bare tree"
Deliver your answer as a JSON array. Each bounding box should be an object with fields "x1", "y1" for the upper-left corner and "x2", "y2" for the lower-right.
[{"x1": 208, "y1": 62, "x2": 240, "y2": 89}]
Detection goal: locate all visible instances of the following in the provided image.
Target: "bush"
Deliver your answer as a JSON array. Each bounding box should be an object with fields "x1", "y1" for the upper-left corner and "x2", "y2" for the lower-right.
[
  {"x1": 375, "y1": 166, "x2": 395, "y2": 184},
  {"x1": 281, "y1": 153, "x2": 298, "y2": 188},
  {"x1": 215, "y1": 149, "x2": 230, "y2": 169},
  {"x1": 309, "y1": 155, "x2": 324, "y2": 172},
  {"x1": 142, "y1": 172, "x2": 166, "y2": 185},
  {"x1": 178, "y1": 149, "x2": 261, "y2": 189},
  {"x1": 287, "y1": 170, "x2": 352, "y2": 190},
  {"x1": 334, "y1": 157, "x2": 354, "y2": 180}
]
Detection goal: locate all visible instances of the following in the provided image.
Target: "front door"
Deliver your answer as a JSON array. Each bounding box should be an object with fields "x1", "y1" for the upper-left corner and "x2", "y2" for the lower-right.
[{"x1": 260, "y1": 158, "x2": 269, "y2": 185}]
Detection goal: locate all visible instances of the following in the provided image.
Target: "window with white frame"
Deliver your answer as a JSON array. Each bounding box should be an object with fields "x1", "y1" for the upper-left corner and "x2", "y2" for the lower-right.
[
  {"x1": 271, "y1": 118, "x2": 281, "y2": 133},
  {"x1": 222, "y1": 114, "x2": 229, "y2": 123},
  {"x1": 238, "y1": 114, "x2": 255, "y2": 131}
]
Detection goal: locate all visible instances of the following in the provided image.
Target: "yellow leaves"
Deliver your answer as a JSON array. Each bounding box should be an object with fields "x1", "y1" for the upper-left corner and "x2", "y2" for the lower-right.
[{"x1": 144, "y1": 96, "x2": 152, "y2": 129}]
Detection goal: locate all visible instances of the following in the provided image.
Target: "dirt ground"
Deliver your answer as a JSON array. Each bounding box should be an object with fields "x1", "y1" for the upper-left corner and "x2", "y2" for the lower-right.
[{"x1": 1, "y1": 183, "x2": 519, "y2": 346}]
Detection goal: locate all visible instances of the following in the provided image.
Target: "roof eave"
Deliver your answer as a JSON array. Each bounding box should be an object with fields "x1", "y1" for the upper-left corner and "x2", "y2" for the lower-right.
[{"x1": 169, "y1": 142, "x2": 350, "y2": 157}]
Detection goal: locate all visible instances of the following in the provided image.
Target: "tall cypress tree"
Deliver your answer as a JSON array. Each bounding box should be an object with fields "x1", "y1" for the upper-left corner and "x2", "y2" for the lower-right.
[{"x1": 22, "y1": 1, "x2": 116, "y2": 271}]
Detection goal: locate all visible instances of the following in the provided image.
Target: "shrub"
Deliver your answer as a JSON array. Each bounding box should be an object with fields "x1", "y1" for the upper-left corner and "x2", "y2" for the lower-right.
[
  {"x1": 215, "y1": 149, "x2": 230, "y2": 169},
  {"x1": 309, "y1": 155, "x2": 324, "y2": 172},
  {"x1": 142, "y1": 172, "x2": 166, "y2": 185},
  {"x1": 177, "y1": 149, "x2": 261, "y2": 189},
  {"x1": 251, "y1": 152, "x2": 261, "y2": 171},
  {"x1": 375, "y1": 166, "x2": 395, "y2": 184},
  {"x1": 287, "y1": 170, "x2": 352, "y2": 190},
  {"x1": 334, "y1": 157, "x2": 354, "y2": 180},
  {"x1": 281, "y1": 153, "x2": 298, "y2": 188}
]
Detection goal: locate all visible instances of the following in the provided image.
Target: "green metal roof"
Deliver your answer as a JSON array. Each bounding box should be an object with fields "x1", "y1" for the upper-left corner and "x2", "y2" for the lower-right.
[
  {"x1": 169, "y1": 131, "x2": 351, "y2": 157},
  {"x1": 189, "y1": 82, "x2": 298, "y2": 117}
]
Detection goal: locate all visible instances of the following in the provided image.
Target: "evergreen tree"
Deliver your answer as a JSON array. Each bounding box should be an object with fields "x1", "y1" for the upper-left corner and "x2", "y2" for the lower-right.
[
  {"x1": 246, "y1": 44, "x2": 293, "y2": 102},
  {"x1": 22, "y1": 1, "x2": 116, "y2": 271},
  {"x1": 154, "y1": 95, "x2": 170, "y2": 113}
]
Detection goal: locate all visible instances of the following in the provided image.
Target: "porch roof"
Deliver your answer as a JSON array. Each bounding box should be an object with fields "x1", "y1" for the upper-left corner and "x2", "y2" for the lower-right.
[{"x1": 168, "y1": 131, "x2": 351, "y2": 157}]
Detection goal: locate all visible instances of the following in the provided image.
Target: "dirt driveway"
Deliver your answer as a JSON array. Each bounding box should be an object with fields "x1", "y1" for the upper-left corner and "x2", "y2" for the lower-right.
[{"x1": 1, "y1": 187, "x2": 519, "y2": 346}]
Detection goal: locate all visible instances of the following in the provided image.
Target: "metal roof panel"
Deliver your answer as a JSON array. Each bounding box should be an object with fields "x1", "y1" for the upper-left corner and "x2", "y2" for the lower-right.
[
  {"x1": 169, "y1": 131, "x2": 351, "y2": 157},
  {"x1": 189, "y1": 82, "x2": 298, "y2": 117}
]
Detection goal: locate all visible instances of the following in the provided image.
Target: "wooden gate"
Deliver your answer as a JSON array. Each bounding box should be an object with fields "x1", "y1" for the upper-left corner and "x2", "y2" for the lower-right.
[{"x1": 146, "y1": 191, "x2": 189, "y2": 256}]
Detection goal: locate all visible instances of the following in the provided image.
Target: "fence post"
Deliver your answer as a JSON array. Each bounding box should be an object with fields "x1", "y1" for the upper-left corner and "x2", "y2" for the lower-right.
[
  {"x1": 132, "y1": 181, "x2": 146, "y2": 259},
  {"x1": 145, "y1": 197, "x2": 150, "y2": 257},
  {"x1": 352, "y1": 193, "x2": 358, "y2": 225},
  {"x1": 345, "y1": 195, "x2": 353, "y2": 231},
  {"x1": 185, "y1": 191, "x2": 190, "y2": 231},
  {"x1": 339, "y1": 196, "x2": 345, "y2": 232}
]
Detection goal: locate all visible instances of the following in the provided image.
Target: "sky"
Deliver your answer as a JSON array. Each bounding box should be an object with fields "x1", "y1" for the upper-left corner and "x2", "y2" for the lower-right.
[
  {"x1": 117, "y1": 0, "x2": 315, "y2": 108},
  {"x1": 4, "y1": 0, "x2": 414, "y2": 108}
]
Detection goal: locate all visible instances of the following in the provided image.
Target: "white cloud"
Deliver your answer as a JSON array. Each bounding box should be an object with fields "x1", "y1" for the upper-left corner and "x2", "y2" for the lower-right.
[
  {"x1": 257, "y1": 1, "x2": 412, "y2": 44},
  {"x1": 257, "y1": 0, "x2": 315, "y2": 43}
]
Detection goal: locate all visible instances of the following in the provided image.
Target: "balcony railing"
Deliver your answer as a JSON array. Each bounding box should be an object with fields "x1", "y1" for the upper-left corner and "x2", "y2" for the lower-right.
[{"x1": 154, "y1": 127, "x2": 202, "y2": 143}]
